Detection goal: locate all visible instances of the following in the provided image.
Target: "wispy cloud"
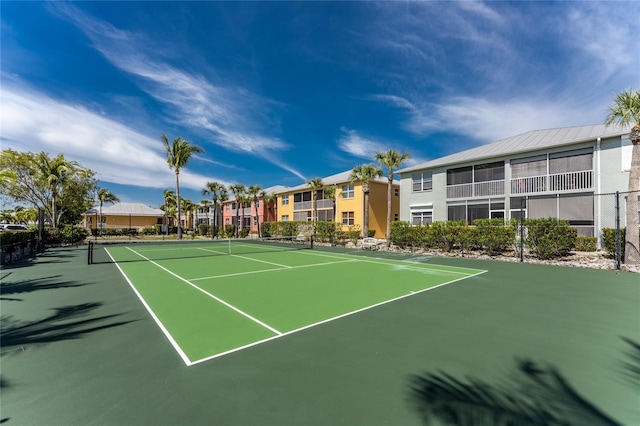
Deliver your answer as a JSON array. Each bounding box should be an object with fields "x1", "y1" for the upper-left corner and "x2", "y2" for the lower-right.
[
  {"x1": 48, "y1": 2, "x2": 301, "y2": 176},
  {"x1": 1, "y1": 83, "x2": 224, "y2": 190},
  {"x1": 337, "y1": 128, "x2": 387, "y2": 159}
]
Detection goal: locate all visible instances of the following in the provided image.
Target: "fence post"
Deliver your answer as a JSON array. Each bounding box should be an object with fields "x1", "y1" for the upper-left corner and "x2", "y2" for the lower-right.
[
  {"x1": 520, "y1": 197, "x2": 525, "y2": 263},
  {"x1": 615, "y1": 191, "x2": 621, "y2": 270}
]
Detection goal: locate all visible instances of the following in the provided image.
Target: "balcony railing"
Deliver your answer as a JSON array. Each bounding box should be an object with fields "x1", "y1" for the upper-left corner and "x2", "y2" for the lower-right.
[
  {"x1": 510, "y1": 170, "x2": 593, "y2": 195},
  {"x1": 294, "y1": 201, "x2": 312, "y2": 211},
  {"x1": 446, "y1": 179, "x2": 505, "y2": 199}
]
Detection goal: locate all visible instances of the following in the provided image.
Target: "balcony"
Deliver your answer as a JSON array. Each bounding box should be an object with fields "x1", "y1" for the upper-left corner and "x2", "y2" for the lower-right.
[
  {"x1": 447, "y1": 179, "x2": 505, "y2": 199},
  {"x1": 510, "y1": 170, "x2": 593, "y2": 195}
]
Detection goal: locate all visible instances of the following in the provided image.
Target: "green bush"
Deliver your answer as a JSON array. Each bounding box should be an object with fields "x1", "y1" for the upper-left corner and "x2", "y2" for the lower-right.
[
  {"x1": 198, "y1": 224, "x2": 210, "y2": 236},
  {"x1": 315, "y1": 221, "x2": 340, "y2": 243},
  {"x1": 60, "y1": 225, "x2": 88, "y2": 244},
  {"x1": 475, "y1": 218, "x2": 517, "y2": 256},
  {"x1": 602, "y1": 228, "x2": 624, "y2": 259},
  {"x1": 431, "y1": 221, "x2": 467, "y2": 252},
  {"x1": 575, "y1": 236, "x2": 597, "y2": 252},
  {"x1": 390, "y1": 221, "x2": 413, "y2": 248},
  {"x1": 0, "y1": 230, "x2": 37, "y2": 247},
  {"x1": 142, "y1": 227, "x2": 158, "y2": 235},
  {"x1": 367, "y1": 229, "x2": 376, "y2": 238},
  {"x1": 525, "y1": 218, "x2": 576, "y2": 259}
]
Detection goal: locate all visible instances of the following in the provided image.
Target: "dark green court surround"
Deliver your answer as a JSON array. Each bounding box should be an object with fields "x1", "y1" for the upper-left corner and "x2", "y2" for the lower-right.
[{"x1": 1, "y1": 246, "x2": 638, "y2": 425}]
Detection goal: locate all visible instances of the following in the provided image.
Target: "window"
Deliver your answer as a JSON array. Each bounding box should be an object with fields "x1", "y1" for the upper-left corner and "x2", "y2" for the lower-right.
[
  {"x1": 342, "y1": 211, "x2": 354, "y2": 226},
  {"x1": 411, "y1": 211, "x2": 432, "y2": 226},
  {"x1": 282, "y1": 195, "x2": 289, "y2": 205},
  {"x1": 342, "y1": 184, "x2": 354, "y2": 199},
  {"x1": 294, "y1": 192, "x2": 311, "y2": 202},
  {"x1": 511, "y1": 155, "x2": 547, "y2": 178},
  {"x1": 394, "y1": 213, "x2": 399, "y2": 221},
  {"x1": 474, "y1": 162, "x2": 504, "y2": 182},
  {"x1": 448, "y1": 205, "x2": 466, "y2": 222},
  {"x1": 395, "y1": 188, "x2": 399, "y2": 196},
  {"x1": 294, "y1": 211, "x2": 311, "y2": 221},
  {"x1": 282, "y1": 215, "x2": 289, "y2": 221},
  {"x1": 549, "y1": 148, "x2": 593, "y2": 174},
  {"x1": 226, "y1": 204, "x2": 230, "y2": 211},
  {"x1": 447, "y1": 166, "x2": 473, "y2": 185},
  {"x1": 412, "y1": 172, "x2": 433, "y2": 192},
  {"x1": 317, "y1": 210, "x2": 334, "y2": 221}
]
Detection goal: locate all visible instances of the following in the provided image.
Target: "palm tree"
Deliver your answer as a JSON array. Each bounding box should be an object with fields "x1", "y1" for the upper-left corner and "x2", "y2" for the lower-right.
[
  {"x1": 162, "y1": 189, "x2": 176, "y2": 236},
  {"x1": 181, "y1": 199, "x2": 197, "y2": 233},
  {"x1": 605, "y1": 88, "x2": 640, "y2": 265},
  {"x1": 200, "y1": 199, "x2": 211, "y2": 236},
  {"x1": 350, "y1": 164, "x2": 383, "y2": 238},
  {"x1": 218, "y1": 187, "x2": 229, "y2": 237},
  {"x1": 248, "y1": 185, "x2": 263, "y2": 237},
  {"x1": 375, "y1": 149, "x2": 410, "y2": 246},
  {"x1": 307, "y1": 178, "x2": 324, "y2": 224},
  {"x1": 97, "y1": 188, "x2": 120, "y2": 237},
  {"x1": 202, "y1": 181, "x2": 225, "y2": 239},
  {"x1": 324, "y1": 184, "x2": 337, "y2": 223},
  {"x1": 229, "y1": 184, "x2": 246, "y2": 238},
  {"x1": 162, "y1": 134, "x2": 204, "y2": 240},
  {"x1": 36, "y1": 152, "x2": 72, "y2": 227},
  {"x1": 263, "y1": 192, "x2": 278, "y2": 223}
]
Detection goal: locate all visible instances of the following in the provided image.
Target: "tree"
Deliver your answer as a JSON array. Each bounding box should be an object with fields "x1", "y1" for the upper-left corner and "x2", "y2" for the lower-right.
[
  {"x1": 375, "y1": 149, "x2": 410, "y2": 246},
  {"x1": 203, "y1": 181, "x2": 226, "y2": 239},
  {"x1": 181, "y1": 199, "x2": 197, "y2": 232},
  {"x1": 324, "y1": 184, "x2": 337, "y2": 223},
  {"x1": 97, "y1": 188, "x2": 120, "y2": 236},
  {"x1": 200, "y1": 199, "x2": 212, "y2": 236},
  {"x1": 229, "y1": 184, "x2": 246, "y2": 238},
  {"x1": 605, "y1": 88, "x2": 640, "y2": 265},
  {"x1": 307, "y1": 178, "x2": 324, "y2": 225},
  {"x1": 162, "y1": 189, "x2": 176, "y2": 236},
  {"x1": 248, "y1": 185, "x2": 263, "y2": 237},
  {"x1": 218, "y1": 187, "x2": 229, "y2": 236},
  {"x1": 350, "y1": 164, "x2": 383, "y2": 238},
  {"x1": 263, "y1": 192, "x2": 278, "y2": 223},
  {"x1": 162, "y1": 134, "x2": 204, "y2": 240},
  {"x1": 0, "y1": 150, "x2": 97, "y2": 227}
]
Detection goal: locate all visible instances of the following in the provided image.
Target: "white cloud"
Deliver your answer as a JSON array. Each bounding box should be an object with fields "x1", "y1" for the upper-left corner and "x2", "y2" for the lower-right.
[
  {"x1": 48, "y1": 2, "x2": 298, "y2": 170},
  {"x1": 337, "y1": 128, "x2": 387, "y2": 159},
  {"x1": 1, "y1": 84, "x2": 225, "y2": 190}
]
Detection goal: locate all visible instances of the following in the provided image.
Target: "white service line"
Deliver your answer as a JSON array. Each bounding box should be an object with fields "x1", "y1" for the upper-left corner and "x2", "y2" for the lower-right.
[{"x1": 125, "y1": 247, "x2": 283, "y2": 336}]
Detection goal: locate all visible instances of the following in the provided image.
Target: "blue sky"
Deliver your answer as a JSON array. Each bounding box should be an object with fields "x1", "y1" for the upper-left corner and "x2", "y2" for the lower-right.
[{"x1": 2, "y1": 1, "x2": 638, "y2": 208}]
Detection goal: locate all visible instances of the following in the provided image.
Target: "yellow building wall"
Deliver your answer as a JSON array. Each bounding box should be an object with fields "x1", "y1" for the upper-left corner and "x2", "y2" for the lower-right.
[
  {"x1": 83, "y1": 214, "x2": 162, "y2": 230},
  {"x1": 275, "y1": 180, "x2": 400, "y2": 239}
]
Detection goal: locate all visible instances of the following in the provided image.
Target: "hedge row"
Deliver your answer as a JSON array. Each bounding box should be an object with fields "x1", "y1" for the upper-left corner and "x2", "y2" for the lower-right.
[
  {"x1": 262, "y1": 221, "x2": 362, "y2": 245},
  {"x1": 390, "y1": 218, "x2": 579, "y2": 260}
]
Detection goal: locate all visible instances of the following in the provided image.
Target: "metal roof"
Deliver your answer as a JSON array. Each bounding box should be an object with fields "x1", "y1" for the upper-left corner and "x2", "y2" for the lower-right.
[
  {"x1": 278, "y1": 169, "x2": 393, "y2": 193},
  {"x1": 398, "y1": 123, "x2": 631, "y2": 174},
  {"x1": 84, "y1": 203, "x2": 164, "y2": 216}
]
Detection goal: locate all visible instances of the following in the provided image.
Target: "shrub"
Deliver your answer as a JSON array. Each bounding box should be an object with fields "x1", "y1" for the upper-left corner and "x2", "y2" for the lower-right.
[
  {"x1": 431, "y1": 221, "x2": 466, "y2": 252},
  {"x1": 60, "y1": 225, "x2": 88, "y2": 244},
  {"x1": 198, "y1": 224, "x2": 210, "y2": 236},
  {"x1": 525, "y1": 218, "x2": 576, "y2": 259},
  {"x1": 602, "y1": 228, "x2": 624, "y2": 259},
  {"x1": 367, "y1": 229, "x2": 376, "y2": 238},
  {"x1": 575, "y1": 236, "x2": 597, "y2": 252},
  {"x1": 475, "y1": 218, "x2": 517, "y2": 256},
  {"x1": 315, "y1": 221, "x2": 340, "y2": 243},
  {"x1": 390, "y1": 221, "x2": 413, "y2": 248}
]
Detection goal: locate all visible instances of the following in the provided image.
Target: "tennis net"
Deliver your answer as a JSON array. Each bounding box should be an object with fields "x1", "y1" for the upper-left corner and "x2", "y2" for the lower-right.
[{"x1": 87, "y1": 236, "x2": 313, "y2": 264}]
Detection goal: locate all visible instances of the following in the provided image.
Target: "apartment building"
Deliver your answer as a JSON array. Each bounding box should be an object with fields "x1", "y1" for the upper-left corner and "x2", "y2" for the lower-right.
[
  {"x1": 275, "y1": 170, "x2": 400, "y2": 238},
  {"x1": 397, "y1": 124, "x2": 635, "y2": 239}
]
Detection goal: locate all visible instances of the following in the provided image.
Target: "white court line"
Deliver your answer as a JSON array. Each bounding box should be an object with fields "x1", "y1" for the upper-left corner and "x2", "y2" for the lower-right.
[
  {"x1": 294, "y1": 250, "x2": 484, "y2": 275},
  {"x1": 125, "y1": 247, "x2": 283, "y2": 337},
  {"x1": 190, "y1": 259, "x2": 358, "y2": 282},
  {"x1": 189, "y1": 269, "x2": 488, "y2": 366},
  {"x1": 105, "y1": 248, "x2": 192, "y2": 365}
]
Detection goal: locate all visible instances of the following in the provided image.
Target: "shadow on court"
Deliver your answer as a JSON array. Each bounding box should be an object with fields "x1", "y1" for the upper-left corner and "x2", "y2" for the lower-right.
[
  {"x1": 0, "y1": 302, "x2": 136, "y2": 351},
  {"x1": 0, "y1": 275, "x2": 91, "y2": 301},
  {"x1": 407, "y1": 339, "x2": 640, "y2": 426}
]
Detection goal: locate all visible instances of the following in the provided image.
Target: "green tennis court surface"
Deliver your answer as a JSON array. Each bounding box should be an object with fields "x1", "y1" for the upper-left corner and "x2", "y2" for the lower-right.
[{"x1": 100, "y1": 241, "x2": 486, "y2": 365}]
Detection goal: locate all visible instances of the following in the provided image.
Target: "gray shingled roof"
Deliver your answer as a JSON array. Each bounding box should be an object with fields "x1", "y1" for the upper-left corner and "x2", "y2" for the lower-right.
[
  {"x1": 398, "y1": 123, "x2": 632, "y2": 174},
  {"x1": 84, "y1": 203, "x2": 164, "y2": 216},
  {"x1": 278, "y1": 169, "x2": 393, "y2": 193}
]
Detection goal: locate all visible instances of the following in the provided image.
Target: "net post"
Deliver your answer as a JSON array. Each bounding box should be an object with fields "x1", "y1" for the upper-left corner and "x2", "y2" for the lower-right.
[
  {"x1": 87, "y1": 241, "x2": 92, "y2": 265},
  {"x1": 310, "y1": 235, "x2": 314, "y2": 250}
]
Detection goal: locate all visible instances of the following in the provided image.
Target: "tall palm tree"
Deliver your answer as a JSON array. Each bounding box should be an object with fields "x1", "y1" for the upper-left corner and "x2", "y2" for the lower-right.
[
  {"x1": 162, "y1": 134, "x2": 204, "y2": 240},
  {"x1": 36, "y1": 152, "x2": 72, "y2": 227},
  {"x1": 263, "y1": 192, "x2": 278, "y2": 223},
  {"x1": 307, "y1": 178, "x2": 324, "y2": 224},
  {"x1": 605, "y1": 88, "x2": 640, "y2": 265},
  {"x1": 229, "y1": 184, "x2": 246, "y2": 238},
  {"x1": 375, "y1": 149, "x2": 410, "y2": 246},
  {"x1": 248, "y1": 184, "x2": 262, "y2": 237},
  {"x1": 162, "y1": 189, "x2": 176, "y2": 236},
  {"x1": 181, "y1": 198, "x2": 197, "y2": 233},
  {"x1": 350, "y1": 164, "x2": 383, "y2": 238},
  {"x1": 218, "y1": 187, "x2": 229, "y2": 237},
  {"x1": 200, "y1": 199, "x2": 211, "y2": 236},
  {"x1": 324, "y1": 184, "x2": 337, "y2": 223},
  {"x1": 97, "y1": 188, "x2": 120, "y2": 237},
  {"x1": 202, "y1": 181, "x2": 225, "y2": 239}
]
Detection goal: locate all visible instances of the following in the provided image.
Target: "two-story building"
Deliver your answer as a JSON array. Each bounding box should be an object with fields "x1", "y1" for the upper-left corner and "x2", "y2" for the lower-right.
[
  {"x1": 275, "y1": 170, "x2": 399, "y2": 238},
  {"x1": 397, "y1": 124, "x2": 635, "y2": 240}
]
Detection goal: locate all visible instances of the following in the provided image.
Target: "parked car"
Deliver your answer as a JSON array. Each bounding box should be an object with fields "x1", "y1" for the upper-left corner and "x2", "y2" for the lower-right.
[{"x1": 0, "y1": 224, "x2": 29, "y2": 231}]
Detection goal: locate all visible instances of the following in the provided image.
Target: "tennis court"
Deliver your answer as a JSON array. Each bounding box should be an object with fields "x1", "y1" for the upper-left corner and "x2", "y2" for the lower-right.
[
  {"x1": 89, "y1": 238, "x2": 486, "y2": 365},
  {"x1": 2, "y1": 244, "x2": 638, "y2": 425}
]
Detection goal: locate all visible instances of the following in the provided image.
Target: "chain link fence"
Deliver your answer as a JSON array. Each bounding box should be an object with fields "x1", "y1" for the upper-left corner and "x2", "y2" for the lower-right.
[{"x1": 595, "y1": 190, "x2": 640, "y2": 269}]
